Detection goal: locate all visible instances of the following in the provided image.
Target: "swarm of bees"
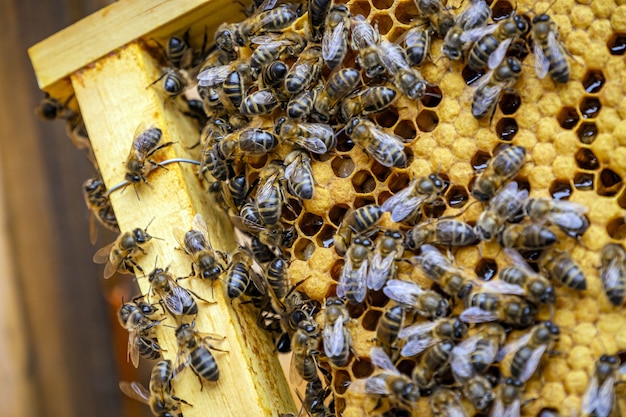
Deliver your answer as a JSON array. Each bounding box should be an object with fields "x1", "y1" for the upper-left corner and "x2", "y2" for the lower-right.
[{"x1": 36, "y1": 0, "x2": 626, "y2": 415}]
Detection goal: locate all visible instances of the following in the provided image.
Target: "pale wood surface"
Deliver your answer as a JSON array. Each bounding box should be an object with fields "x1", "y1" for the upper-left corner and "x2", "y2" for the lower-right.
[{"x1": 71, "y1": 41, "x2": 297, "y2": 417}]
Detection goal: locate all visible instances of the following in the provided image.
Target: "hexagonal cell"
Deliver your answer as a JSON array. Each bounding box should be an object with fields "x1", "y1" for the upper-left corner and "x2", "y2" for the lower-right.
[
  {"x1": 293, "y1": 238, "x2": 315, "y2": 261},
  {"x1": 462, "y1": 66, "x2": 486, "y2": 86},
  {"x1": 423, "y1": 199, "x2": 447, "y2": 218},
  {"x1": 311, "y1": 152, "x2": 333, "y2": 163},
  {"x1": 316, "y1": 224, "x2": 336, "y2": 248},
  {"x1": 330, "y1": 259, "x2": 345, "y2": 281},
  {"x1": 351, "y1": 357, "x2": 374, "y2": 378},
  {"x1": 299, "y1": 212, "x2": 324, "y2": 236},
  {"x1": 574, "y1": 148, "x2": 599, "y2": 171},
  {"x1": 580, "y1": 97, "x2": 601, "y2": 119},
  {"x1": 607, "y1": 217, "x2": 626, "y2": 240},
  {"x1": 582, "y1": 70, "x2": 605, "y2": 94},
  {"x1": 283, "y1": 199, "x2": 302, "y2": 222},
  {"x1": 446, "y1": 185, "x2": 470, "y2": 208},
  {"x1": 354, "y1": 196, "x2": 376, "y2": 208},
  {"x1": 369, "y1": 289, "x2": 389, "y2": 307},
  {"x1": 506, "y1": 38, "x2": 530, "y2": 61},
  {"x1": 618, "y1": 188, "x2": 626, "y2": 209},
  {"x1": 375, "y1": 108, "x2": 399, "y2": 128},
  {"x1": 333, "y1": 370, "x2": 352, "y2": 395},
  {"x1": 371, "y1": 13, "x2": 393, "y2": 35},
  {"x1": 471, "y1": 150, "x2": 492, "y2": 171},
  {"x1": 421, "y1": 85, "x2": 443, "y2": 108},
  {"x1": 248, "y1": 154, "x2": 268, "y2": 169},
  {"x1": 499, "y1": 91, "x2": 521, "y2": 115},
  {"x1": 549, "y1": 179, "x2": 572, "y2": 200},
  {"x1": 336, "y1": 131, "x2": 355, "y2": 152},
  {"x1": 475, "y1": 258, "x2": 498, "y2": 281},
  {"x1": 352, "y1": 170, "x2": 377, "y2": 193},
  {"x1": 331, "y1": 155, "x2": 355, "y2": 178},
  {"x1": 597, "y1": 168, "x2": 623, "y2": 197},
  {"x1": 371, "y1": 161, "x2": 392, "y2": 182},
  {"x1": 362, "y1": 309, "x2": 382, "y2": 331},
  {"x1": 394, "y1": 0, "x2": 419, "y2": 24},
  {"x1": 404, "y1": 147, "x2": 415, "y2": 167},
  {"x1": 496, "y1": 117, "x2": 518, "y2": 141},
  {"x1": 576, "y1": 122, "x2": 598, "y2": 145},
  {"x1": 387, "y1": 171, "x2": 411, "y2": 193},
  {"x1": 377, "y1": 190, "x2": 392, "y2": 206},
  {"x1": 557, "y1": 106, "x2": 580, "y2": 129},
  {"x1": 349, "y1": 0, "x2": 371, "y2": 18},
  {"x1": 395, "y1": 119, "x2": 418, "y2": 141},
  {"x1": 346, "y1": 301, "x2": 367, "y2": 318},
  {"x1": 372, "y1": 0, "x2": 394, "y2": 10},
  {"x1": 492, "y1": 0, "x2": 515, "y2": 20},
  {"x1": 607, "y1": 32, "x2": 626, "y2": 55},
  {"x1": 573, "y1": 172, "x2": 594, "y2": 190},
  {"x1": 416, "y1": 109, "x2": 439, "y2": 132},
  {"x1": 329, "y1": 204, "x2": 349, "y2": 226}
]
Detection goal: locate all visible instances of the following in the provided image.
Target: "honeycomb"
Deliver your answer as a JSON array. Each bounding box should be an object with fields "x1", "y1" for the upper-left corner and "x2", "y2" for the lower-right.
[{"x1": 36, "y1": 0, "x2": 626, "y2": 415}]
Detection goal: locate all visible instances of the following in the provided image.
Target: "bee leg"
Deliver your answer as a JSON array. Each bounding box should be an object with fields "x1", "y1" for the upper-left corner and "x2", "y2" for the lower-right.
[
  {"x1": 172, "y1": 395, "x2": 192, "y2": 407},
  {"x1": 186, "y1": 287, "x2": 217, "y2": 305}
]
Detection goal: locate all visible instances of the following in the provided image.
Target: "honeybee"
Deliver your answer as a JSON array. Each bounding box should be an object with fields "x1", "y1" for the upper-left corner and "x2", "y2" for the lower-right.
[
  {"x1": 161, "y1": 31, "x2": 193, "y2": 69},
  {"x1": 308, "y1": 0, "x2": 333, "y2": 42},
  {"x1": 174, "y1": 214, "x2": 225, "y2": 282},
  {"x1": 461, "y1": 374, "x2": 495, "y2": 412},
  {"x1": 338, "y1": 236, "x2": 373, "y2": 304},
  {"x1": 490, "y1": 377, "x2": 524, "y2": 417},
  {"x1": 260, "y1": 60, "x2": 289, "y2": 90},
  {"x1": 383, "y1": 279, "x2": 450, "y2": 319},
  {"x1": 460, "y1": 291, "x2": 536, "y2": 327},
  {"x1": 175, "y1": 322, "x2": 226, "y2": 385},
  {"x1": 117, "y1": 297, "x2": 164, "y2": 367},
  {"x1": 399, "y1": 317, "x2": 467, "y2": 357},
  {"x1": 266, "y1": 257, "x2": 290, "y2": 300},
  {"x1": 402, "y1": 24, "x2": 431, "y2": 67},
  {"x1": 321, "y1": 5, "x2": 350, "y2": 69},
  {"x1": 582, "y1": 354, "x2": 626, "y2": 417},
  {"x1": 465, "y1": 15, "x2": 530, "y2": 71},
  {"x1": 365, "y1": 346, "x2": 420, "y2": 408},
  {"x1": 377, "y1": 39, "x2": 427, "y2": 100},
  {"x1": 240, "y1": 89, "x2": 279, "y2": 116},
  {"x1": 284, "y1": 150, "x2": 315, "y2": 200},
  {"x1": 524, "y1": 197, "x2": 589, "y2": 238},
  {"x1": 255, "y1": 164, "x2": 288, "y2": 225},
  {"x1": 287, "y1": 89, "x2": 316, "y2": 121},
  {"x1": 83, "y1": 175, "x2": 119, "y2": 244},
  {"x1": 539, "y1": 249, "x2": 587, "y2": 290},
  {"x1": 223, "y1": 175, "x2": 250, "y2": 211},
  {"x1": 350, "y1": 15, "x2": 384, "y2": 78},
  {"x1": 339, "y1": 86, "x2": 398, "y2": 121},
  {"x1": 412, "y1": 340, "x2": 454, "y2": 389},
  {"x1": 430, "y1": 388, "x2": 467, "y2": 417},
  {"x1": 333, "y1": 204, "x2": 383, "y2": 256},
  {"x1": 219, "y1": 127, "x2": 279, "y2": 160},
  {"x1": 471, "y1": 57, "x2": 522, "y2": 120},
  {"x1": 472, "y1": 145, "x2": 527, "y2": 201},
  {"x1": 413, "y1": 244, "x2": 475, "y2": 299},
  {"x1": 274, "y1": 117, "x2": 336, "y2": 154},
  {"x1": 442, "y1": 0, "x2": 491, "y2": 61},
  {"x1": 368, "y1": 230, "x2": 404, "y2": 291},
  {"x1": 149, "y1": 68, "x2": 190, "y2": 99},
  {"x1": 450, "y1": 322, "x2": 506, "y2": 380},
  {"x1": 119, "y1": 359, "x2": 189, "y2": 417},
  {"x1": 93, "y1": 222, "x2": 154, "y2": 279},
  {"x1": 301, "y1": 377, "x2": 334, "y2": 417},
  {"x1": 599, "y1": 243, "x2": 626, "y2": 306},
  {"x1": 414, "y1": 0, "x2": 454, "y2": 36},
  {"x1": 250, "y1": 31, "x2": 307, "y2": 69},
  {"x1": 376, "y1": 305, "x2": 404, "y2": 358},
  {"x1": 498, "y1": 223, "x2": 557, "y2": 250},
  {"x1": 405, "y1": 219, "x2": 478, "y2": 250},
  {"x1": 251, "y1": 234, "x2": 277, "y2": 264},
  {"x1": 322, "y1": 297, "x2": 351, "y2": 367},
  {"x1": 531, "y1": 14, "x2": 571, "y2": 83},
  {"x1": 484, "y1": 248, "x2": 556, "y2": 305},
  {"x1": 313, "y1": 68, "x2": 361, "y2": 123},
  {"x1": 381, "y1": 173, "x2": 447, "y2": 224},
  {"x1": 197, "y1": 61, "x2": 253, "y2": 89},
  {"x1": 476, "y1": 181, "x2": 528, "y2": 241},
  {"x1": 285, "y1": 45, "x2": 323, "y2": 95},
  {"x1": 346, "y1": 117, "x2": 407, "y2": 168},
  {"x1": 225, "y1": 246, "x2": 257, "y2": 299},
  {"x1": 499, "y1": 321, "x2": 560, "y2": 382},
  {"x1": 291, "y1": 318, "x2": 321, "y2": 382},
  {"x1": 148, "y1": 266, "x2": 204, "y2": 317},
  {"x1": 124, "y1": 125, "x2": 173, "y2": 186}
]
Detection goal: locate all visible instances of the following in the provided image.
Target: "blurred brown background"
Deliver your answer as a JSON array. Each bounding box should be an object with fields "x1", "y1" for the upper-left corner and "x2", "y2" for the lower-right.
[{"x1": 0, "y1": 1, "x2": 152, "y2": 416}]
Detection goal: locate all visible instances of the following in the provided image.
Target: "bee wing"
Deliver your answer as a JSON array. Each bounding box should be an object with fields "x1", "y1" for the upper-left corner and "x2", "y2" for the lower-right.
[
  {"x1": 503, "y1": 248, "x2": 536, "y2": 276},
  {"x1": 297, "y1": 123, "x2": 335, "y2": 154},
  {"x1": 250, "y1": 34, "x2": 282, "y2": 45},
  {"x1": 489, "y1": 396, "x2": 504, "y2": 417},
  {"x1": 367, "y1": 250, "x2": 396, "y2": 291},
  {"x1": 353, "y1": 260, "x2": 369, "y2": 303},
  {"x1": 518, "y1": 345, "x2": 547, "y2": 382},
  {"x1": 450, "y1": 334, "x2": 481, "y2": 380},
  {"x1": 350, "y1": 16, "x2": 378, "y2": 48},
  {"x1": 173, "y1": 225, "x2": 191, "y2": 254},
  {"x1": 487, "y1": 37, "x2": 512, "y2": 70},
  {"x1": 398, "y1": 320, "x2": 437, "y2": 339},
  {"x1": 460, "y1": 306, "x2": 498, "y2": 323},
  {"x1": 197, "y1": 65, "x2": 231, "y2": 87},
  {"x1": 377, "y1": 40, "x2": 409, "y2": 73},
  {"x1": 247, "y1": 89, "x2": 278, "y2": 106},
  {"x1": 550, "y1": 211, "x2": 588, "y2": 233},
  {"x1": 457, "y1": 0, "x2": 491, "y2": 29},
  {"x1": 496, "y1": 331, "x2": 532, "y2": 362},
  {"x1": 173, "y1": 346, "x2": 192, "y2": 380},
  {"x1": 364, "y1": 376, "x2": 392, "y2": 395},
  {"x1": 503, "y1": 398, "x2": 521, "y2": 417},
  {"x1": 383, "y1": 279, "x2": 423, "y2": 306},
  {"x1": 581, "y1": 374, "x2": 599, "y2": 414},
  {"x1": 481, "y1": 280, "x2": 526, "y2": 296},
  {"x1": 367, "y1": 128, "x2": 405, "y2": 168},
  {"x1": 460, "y1": 24, "x2": 497, "y2": 43},
  {"x1": 381, "y1": 183, "x2": 427, "y2": 223},
  {"x1": 336, "y1": 260, "x2": 353, "y2": 299},
  {"x1": 128, "y1": 330, "x2": 140, "y2": 368},
  {"x1": 192, "y1": 213, "x2": 211, "y2": 242},
  {"x1": 594, "y1": 375, "x2": 616, "y2": 417},
  {"x1": 104, "y1": 254, "x2": 126, "y2": 279},
  {"x1": 119, "y1": 381, "x2": 151, "y2": 404},
  {"x1": 401, "y1": 334, "x2": 437, "y2": 357},
  {"x1": 163, "y1": 285, "x2": 190, "y2": 316},
  {"x1": 533, "y1": 39, "x2": 550, "y2": 79},
  {"x1": 323, "y1": 317, "x2": 345, "y2": 357},
  {"x1": 552, "y1": 200, "x2": 588, "y2": 215},
  {"x1": 93, "y1": 242, "x2": 115, "y2": 264},
  {"x1": 370, "y1": 346, "x2": 400, "y2": 375},
  {"x1": 323, "y1": 19, "x2": 346, "y2": 62}
]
